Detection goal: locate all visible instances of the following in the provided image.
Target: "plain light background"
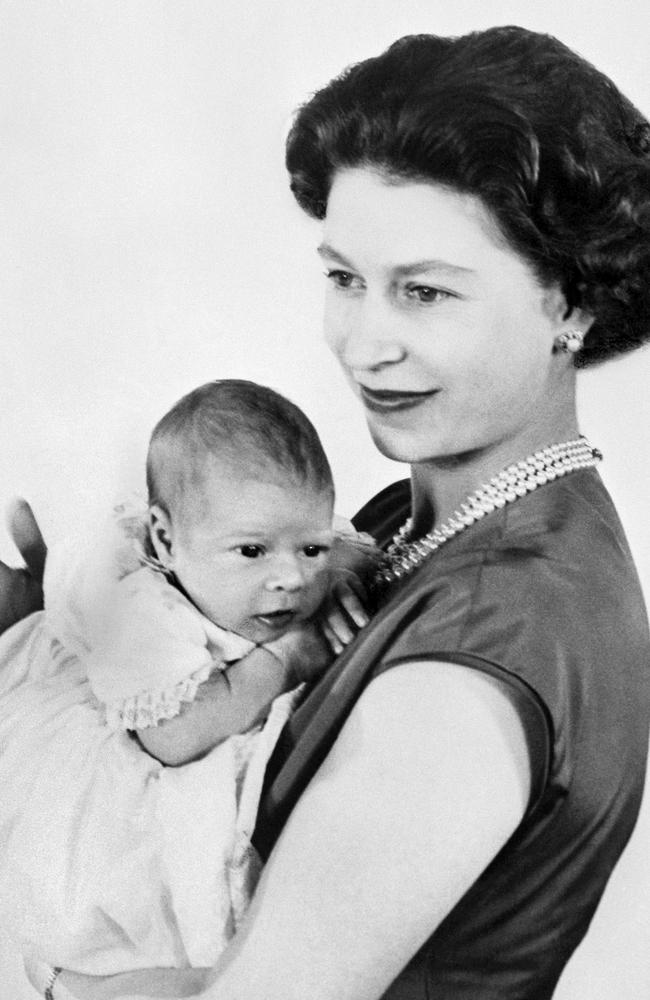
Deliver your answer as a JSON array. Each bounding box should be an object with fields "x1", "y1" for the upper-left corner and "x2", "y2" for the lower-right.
[{"x1": 1, "y1": 1, "x2": 649, "y2": 997}]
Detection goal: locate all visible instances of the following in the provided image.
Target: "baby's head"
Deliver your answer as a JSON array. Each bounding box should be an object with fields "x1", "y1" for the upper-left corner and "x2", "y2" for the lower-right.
[{"x1": 146, "y1": 379, "x2": 336, "y2": 642}]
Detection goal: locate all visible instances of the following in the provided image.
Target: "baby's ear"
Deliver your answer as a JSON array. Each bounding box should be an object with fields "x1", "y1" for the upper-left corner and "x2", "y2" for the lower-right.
[{"x1": 148, "y1": 505, "x2": 175, "y2": 569}]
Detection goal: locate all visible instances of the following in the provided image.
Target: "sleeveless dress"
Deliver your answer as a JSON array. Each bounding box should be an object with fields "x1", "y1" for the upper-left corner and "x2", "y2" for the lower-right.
[
  {"x1": 255, "y1": 469, "x2": 650, "y2": 1000},
  {"x1": 0, "y1": 509, "x2": 299, "y2": 975}
]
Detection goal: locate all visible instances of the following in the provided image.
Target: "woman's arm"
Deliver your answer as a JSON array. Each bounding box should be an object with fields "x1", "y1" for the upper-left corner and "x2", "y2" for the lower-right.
[
  {"x1": 46, "y1": 658, "x2": 531, "y2": 1000},
  {"x1": 202, "y1": 660, "x2": 531, "y2": 1000}
]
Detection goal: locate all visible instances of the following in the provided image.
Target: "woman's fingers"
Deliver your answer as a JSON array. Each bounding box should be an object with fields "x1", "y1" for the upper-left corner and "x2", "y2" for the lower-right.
[
  {"x1": 0, "y1": 499, "x2": 46, "y2": 634},
  {"x1": 7, "y1": 498, "x2": 47, "y2": 582},
  {"x1": 0, "y1": 563, "x2": 43, "y2": 633}
]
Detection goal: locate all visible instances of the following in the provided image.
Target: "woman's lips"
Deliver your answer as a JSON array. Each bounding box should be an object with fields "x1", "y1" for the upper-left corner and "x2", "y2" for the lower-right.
[{"x1": 358, "y1": 385, "x2": 438, "y2": 413}]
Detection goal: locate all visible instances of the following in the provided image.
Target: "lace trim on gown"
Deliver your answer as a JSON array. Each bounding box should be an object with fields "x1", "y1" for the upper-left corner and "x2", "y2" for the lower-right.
[{"x1": 103, "y1": 658, "x2": 216, "y2": 731}]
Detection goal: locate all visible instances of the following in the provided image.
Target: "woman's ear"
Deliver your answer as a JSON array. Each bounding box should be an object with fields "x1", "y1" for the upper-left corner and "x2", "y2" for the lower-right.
[
  {"x1": 561, "y1": 305, "x2": 594, "y2": 335},
  {"x1": 148, "y1": 505, "x2": 175, "y2": 570},
  {"x1": 544, "y1": 284, "x2": 594, "y2": 334}
]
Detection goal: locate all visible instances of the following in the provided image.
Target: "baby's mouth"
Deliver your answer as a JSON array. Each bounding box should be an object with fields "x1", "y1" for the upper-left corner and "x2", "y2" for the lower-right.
[{"x1": 255, "y1": 609, "x2": 297, "y2": 630}]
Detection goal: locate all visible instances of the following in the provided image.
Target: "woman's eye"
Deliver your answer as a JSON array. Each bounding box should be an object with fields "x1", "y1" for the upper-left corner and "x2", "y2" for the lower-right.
[
  {"x1": 237, "y1": 544, "x2": 264, "y2": 559},
  {"x1": 324, "y1": 269, "x2": 361, "y2": 290},
  {"x1": 303, "y1": 545, "x2": 329, "y2": 558},
  {"x1": 405, "y1": 284, "x2": 451, "y2": 304}
]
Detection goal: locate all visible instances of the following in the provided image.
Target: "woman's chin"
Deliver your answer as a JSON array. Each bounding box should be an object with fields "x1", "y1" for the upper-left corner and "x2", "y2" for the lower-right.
[{"x1": 366, "y1": 421, "x2": 448, "y2": 466}]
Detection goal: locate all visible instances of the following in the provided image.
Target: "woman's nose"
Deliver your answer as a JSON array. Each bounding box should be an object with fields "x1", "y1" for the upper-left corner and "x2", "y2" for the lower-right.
[{"x1": 326, "y1": 294, "x2": 405, "y2": 371}]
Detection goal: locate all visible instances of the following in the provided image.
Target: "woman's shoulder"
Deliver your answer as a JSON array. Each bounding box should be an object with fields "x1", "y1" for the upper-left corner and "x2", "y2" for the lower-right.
[
  {"x1": 386, "y1": 470, "x2": 643, "y2": 628},
  {"x1": 348, "y1": 470, "x2": 649, "y2": 685},
  {"x1": 344, "y1": 471, "x2": 646, "y2": 745},
  {"x1": 351, "y1": 468, "x2": 629, "y2": 558}
]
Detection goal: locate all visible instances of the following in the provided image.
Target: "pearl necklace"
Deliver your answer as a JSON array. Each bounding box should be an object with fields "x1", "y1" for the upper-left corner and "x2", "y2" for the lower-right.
[{"x1": 374, "y1": 436, "x2": 602, "y2": 587}]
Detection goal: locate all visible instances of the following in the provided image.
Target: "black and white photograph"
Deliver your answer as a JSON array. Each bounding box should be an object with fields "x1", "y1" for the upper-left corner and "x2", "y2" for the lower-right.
[{"x1": 1, "y1": 2, "x2": 649, "y2": 998}]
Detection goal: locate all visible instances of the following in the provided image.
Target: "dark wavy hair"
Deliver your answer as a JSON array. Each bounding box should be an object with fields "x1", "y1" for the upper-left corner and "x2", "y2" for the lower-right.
[
  {"x1": 147, "y1": 379, "x2": 334, "y2": 514},
  {"x1": 286, "y1": 26, "x2": 650, "y2": 366}
]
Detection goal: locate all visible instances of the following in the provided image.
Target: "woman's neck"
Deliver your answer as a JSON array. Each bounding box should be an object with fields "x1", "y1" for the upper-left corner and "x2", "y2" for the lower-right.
[{"x1": 408, "y1": 413, "x2": 581, "y2": 536}]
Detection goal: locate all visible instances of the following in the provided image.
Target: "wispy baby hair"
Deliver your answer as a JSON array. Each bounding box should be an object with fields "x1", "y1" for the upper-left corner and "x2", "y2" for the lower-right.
[{"x1": 147, "y1": 379, "x2": 334, "y2": 515}]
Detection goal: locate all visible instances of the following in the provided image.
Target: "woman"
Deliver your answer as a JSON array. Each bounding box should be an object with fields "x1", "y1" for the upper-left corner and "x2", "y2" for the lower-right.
[{"x1": 7, "y1": 24, "x2": 650, "y2": 1000}]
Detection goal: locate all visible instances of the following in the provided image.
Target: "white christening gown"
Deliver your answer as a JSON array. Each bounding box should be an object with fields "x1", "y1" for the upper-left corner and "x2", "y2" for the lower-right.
[{"x1": 0, "y1": 508, "x2": 299, "y2": 975}]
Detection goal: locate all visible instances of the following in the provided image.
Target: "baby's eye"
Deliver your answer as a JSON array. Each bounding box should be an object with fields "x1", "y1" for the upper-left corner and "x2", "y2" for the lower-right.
[
  {"x1": 302, "y1": 544, "x2": 329, "y2": 558},
  {"x1": 405, "y1": 284, "x2": 452, "y2": 304},
  {"x1": 237, "y1": 544, "x2": 265, "y2": 559},
  {"x1": 324, "y1": 269, "x2": 363, "y2": 290}
]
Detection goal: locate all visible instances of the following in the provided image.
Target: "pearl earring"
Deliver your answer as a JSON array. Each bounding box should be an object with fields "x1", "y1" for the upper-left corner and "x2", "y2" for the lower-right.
[{"x1": 555, "y1": 329, "x2": 584, "y2": 354}]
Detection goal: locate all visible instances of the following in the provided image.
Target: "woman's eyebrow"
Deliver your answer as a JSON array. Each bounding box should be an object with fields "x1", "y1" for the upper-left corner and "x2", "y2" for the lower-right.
[
  {"x1": 317, "y1": 243, "x2": 475, "y2": 278},
  {"x1": 316, "y1": 242, "x2": 352, "y2": 264},
  {"x1": 393, "y1": 259, "x2": 476, "y2": 278}
]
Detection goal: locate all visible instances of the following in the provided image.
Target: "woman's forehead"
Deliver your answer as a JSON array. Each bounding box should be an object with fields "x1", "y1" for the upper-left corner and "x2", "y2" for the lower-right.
[{"x1": 323, "y1": 167, "x2": 513, "y2": 271}]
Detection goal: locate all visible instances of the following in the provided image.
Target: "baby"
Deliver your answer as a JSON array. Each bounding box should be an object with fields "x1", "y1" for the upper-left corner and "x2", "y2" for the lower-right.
[{"x1": 0, "y1": 379, "x2": 376, "y2": 982}]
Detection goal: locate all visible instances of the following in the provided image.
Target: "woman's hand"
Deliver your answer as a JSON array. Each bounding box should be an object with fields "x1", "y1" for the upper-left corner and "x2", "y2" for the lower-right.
[
  {"x1": 0, "y1": 499, "x2": 46, "y2": 633},
  {"x1": 24, "y1": 954, "x2": 214, "y2": 998}
]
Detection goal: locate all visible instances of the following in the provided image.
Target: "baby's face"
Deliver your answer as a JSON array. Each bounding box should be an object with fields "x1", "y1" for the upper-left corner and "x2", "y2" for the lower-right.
[{"x1": 170, "y1": 466, "x2": 334, "y2": 643}]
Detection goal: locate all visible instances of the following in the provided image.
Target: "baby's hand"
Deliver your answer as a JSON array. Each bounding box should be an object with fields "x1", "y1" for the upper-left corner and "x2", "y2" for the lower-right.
[
  {"x1": 319, "y1": 521, "x2": 379, "y2": 655},
  {"x1": 329, "y1": 522, "x2": 383, "y2": 582},
  {"x1": 263, "y1": 621, "x2": 334, "y2": 686},
  {"x1": 320, "y1": 575, "x2": 370, "y2": 656}
]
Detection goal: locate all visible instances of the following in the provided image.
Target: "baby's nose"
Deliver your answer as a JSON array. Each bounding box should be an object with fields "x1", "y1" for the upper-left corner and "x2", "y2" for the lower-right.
[{"x1": 265, "y1": 556, "x2": 306, "y2": 592}]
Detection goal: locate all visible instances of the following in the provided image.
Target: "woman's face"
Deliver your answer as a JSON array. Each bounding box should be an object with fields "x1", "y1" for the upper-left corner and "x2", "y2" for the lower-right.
[{"x1": 320, "y1": 168, "x2": 578, "y2": 465}]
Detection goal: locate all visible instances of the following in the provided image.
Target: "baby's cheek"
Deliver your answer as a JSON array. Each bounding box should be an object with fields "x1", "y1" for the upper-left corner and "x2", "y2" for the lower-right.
[{"x1": 308, "y1": 570, "x2": 331, "y2": 608}]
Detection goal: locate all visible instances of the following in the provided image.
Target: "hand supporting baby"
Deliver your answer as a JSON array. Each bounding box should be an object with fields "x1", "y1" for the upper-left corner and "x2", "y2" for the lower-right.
[{"x1": 0, "y1": 499, "x2": 46, "y2": 634}]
